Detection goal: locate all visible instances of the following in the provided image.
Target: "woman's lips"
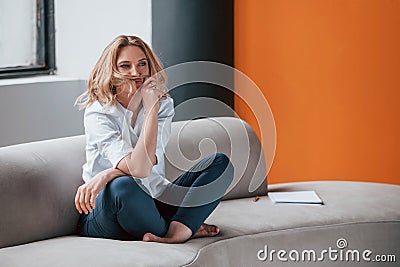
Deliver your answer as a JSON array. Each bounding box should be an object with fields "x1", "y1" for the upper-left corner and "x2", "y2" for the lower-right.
[{"x1": 135, "y1": 79, "x2": 143, "y2": 88}]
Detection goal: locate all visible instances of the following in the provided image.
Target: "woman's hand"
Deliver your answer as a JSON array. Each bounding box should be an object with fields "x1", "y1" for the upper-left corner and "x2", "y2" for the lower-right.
[
  {"x1": 141, "y1": 78, "x2": 168, "y2": 112},
  {"x1": 75, "y1": 168, "x2": 126, "y2": 214}
]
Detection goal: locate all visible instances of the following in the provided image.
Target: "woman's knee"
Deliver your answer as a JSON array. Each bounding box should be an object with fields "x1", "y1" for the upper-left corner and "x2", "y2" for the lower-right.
[
  {"x1": 214, "y1": 153, "x2": 233, "y2": 173},
  {"x1": 105, "y1": 176, "x2": 155, "y2": 218},
  {"x1": 109, "y1": 176, "x2": 134, "y2": 190},
  {"x1": 213, "y1": 153, "x2": 230, "y2": 167},
  {"x1": 210, "y1": 153, "x2": 234, "y2": 184},
  {"x1": 107, "y1": 176, "x2": 147, "y2": 200}
]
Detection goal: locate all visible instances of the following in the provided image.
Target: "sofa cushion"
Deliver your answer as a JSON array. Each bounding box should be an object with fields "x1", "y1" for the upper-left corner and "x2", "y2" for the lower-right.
[
  {"x1": 1, "y1": 181, "x2": 399, "y2": 267},
  {"x1": 164, "y1": 117, "x2": 267, "y2": 200}
]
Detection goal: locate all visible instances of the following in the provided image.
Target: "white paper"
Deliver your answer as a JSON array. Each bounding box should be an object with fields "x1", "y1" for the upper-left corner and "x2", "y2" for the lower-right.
[{"x1": 268, "y1": 191, "x2": 323, "y2": 205}]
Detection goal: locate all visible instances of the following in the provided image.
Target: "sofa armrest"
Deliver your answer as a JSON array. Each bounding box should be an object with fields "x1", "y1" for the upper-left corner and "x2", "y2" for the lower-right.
[{"x1": 0, "y1": 136, "x2": 86, "y2": 248}]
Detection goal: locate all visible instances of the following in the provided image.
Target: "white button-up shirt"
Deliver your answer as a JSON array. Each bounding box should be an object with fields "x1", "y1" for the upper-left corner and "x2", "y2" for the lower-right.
[{"x1": 82, "y1": 97, "x2": 175, "y2": 198}]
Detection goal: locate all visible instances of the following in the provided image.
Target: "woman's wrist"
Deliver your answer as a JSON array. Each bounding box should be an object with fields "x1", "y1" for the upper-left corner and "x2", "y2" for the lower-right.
[
  {"x1": 144, "y1": 104, "x2": 160, "y2": 116},
  {"x1": 101, "y1": 168, "x2": 125, "y2": 183}
]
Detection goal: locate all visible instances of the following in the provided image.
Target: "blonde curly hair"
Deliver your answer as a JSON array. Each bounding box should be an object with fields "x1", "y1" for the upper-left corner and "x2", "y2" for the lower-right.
[{"x1": 76, "y1": 35, "x2": 166, "y2": 110}]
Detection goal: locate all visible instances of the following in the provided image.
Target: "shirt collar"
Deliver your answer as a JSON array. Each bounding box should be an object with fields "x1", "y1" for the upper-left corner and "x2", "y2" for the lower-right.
[{"x1": 94, "y1": 101, "x2": 133, "y2": 119}]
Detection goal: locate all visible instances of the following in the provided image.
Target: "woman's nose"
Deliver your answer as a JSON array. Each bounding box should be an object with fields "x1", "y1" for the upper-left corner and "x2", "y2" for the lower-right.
[{"x1": 130, "y1": 66, "x2": 138, "y2": 76}]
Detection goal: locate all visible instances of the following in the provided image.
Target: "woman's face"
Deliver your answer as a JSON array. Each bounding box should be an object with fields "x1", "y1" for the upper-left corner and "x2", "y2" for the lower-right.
[{"x1": 116, "y1": 45, "x2": 149, "y2": 89}]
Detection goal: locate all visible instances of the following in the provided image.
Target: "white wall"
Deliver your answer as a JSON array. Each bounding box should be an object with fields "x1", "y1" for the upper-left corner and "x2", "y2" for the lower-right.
[
  {"x1": 0, "y1": 0, "x2": 152, "y2": 147},
  {"x1": 55, "y1": 0, "x2": 152, "y2": 79}
]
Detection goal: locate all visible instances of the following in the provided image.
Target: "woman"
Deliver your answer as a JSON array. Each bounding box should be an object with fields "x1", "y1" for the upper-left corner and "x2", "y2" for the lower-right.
[{"x1": 75, "y1": 35, "x2": 234, "y2": 243}]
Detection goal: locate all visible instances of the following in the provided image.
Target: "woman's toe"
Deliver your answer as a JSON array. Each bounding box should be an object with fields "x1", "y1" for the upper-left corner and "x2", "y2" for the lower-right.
[{"x1": 143, "y1": 232, "x2": 159, "y2": 242}]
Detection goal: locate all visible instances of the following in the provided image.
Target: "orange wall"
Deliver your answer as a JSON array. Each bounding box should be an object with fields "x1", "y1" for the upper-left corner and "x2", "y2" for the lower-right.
[{"x1": 234, "y1": 0, "x2": 400, "y2": 185}]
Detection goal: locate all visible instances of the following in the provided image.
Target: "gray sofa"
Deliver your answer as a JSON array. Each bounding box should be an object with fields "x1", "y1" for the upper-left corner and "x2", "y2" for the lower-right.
[{"x1": 0, "y1": 117, "x2": 399, "y2": 267}]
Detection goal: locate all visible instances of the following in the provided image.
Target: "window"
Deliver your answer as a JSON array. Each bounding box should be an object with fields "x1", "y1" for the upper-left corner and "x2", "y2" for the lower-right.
[{"x1": 0, "y1": 0, "x2": 55, "y2": 79}]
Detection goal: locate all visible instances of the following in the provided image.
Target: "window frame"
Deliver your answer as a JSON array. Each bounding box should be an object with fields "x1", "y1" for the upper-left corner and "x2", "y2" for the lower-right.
[{"x1": 0, "y1": 0, "x2": 56, "y2": 79}]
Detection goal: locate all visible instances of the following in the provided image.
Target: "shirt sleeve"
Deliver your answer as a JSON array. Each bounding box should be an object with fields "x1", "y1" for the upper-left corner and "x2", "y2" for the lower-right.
[{"x1": 84, "y1": 111, "x2": 134, "y2": 168}]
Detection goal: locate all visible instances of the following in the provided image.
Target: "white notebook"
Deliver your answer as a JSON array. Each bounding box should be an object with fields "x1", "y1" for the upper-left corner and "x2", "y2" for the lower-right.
[{"x1": 268, "y1": 191, "x2": 323, "y2": 205}]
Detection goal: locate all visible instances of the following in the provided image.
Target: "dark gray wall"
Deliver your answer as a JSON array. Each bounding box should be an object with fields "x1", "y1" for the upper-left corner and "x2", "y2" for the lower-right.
[
  {"x1": 152, "y1": 0, "x2": 234, "y2": 121},
  {"x1": 0, "y1": 80, "x2": 85, "y2": 147}
]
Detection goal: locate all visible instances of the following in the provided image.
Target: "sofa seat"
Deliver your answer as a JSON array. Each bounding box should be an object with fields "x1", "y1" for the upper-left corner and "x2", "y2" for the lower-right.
[{"x1": 2, "y1": 181, "x2": 399, "y2": 267}]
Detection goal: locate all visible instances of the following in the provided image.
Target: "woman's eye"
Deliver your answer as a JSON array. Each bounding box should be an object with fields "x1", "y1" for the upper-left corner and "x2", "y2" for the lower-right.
[
  {"x1": 120, "y1": 64, "x2": 130, "y2": 69},
  {"x1": 139, "y1": 62, "x2": 147, "y2": 67}
]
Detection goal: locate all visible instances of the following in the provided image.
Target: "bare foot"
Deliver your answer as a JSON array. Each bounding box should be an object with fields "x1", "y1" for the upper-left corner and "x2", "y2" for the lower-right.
[
  {"x1": 192, "y1": 223, "x2": 220, "y2": 239},
  {"x1": 142, "y1": 221, "x2": 192, "y2": 243},
  {"x1": 142, "y1": 222, "x2": 220, "y2": 243}
]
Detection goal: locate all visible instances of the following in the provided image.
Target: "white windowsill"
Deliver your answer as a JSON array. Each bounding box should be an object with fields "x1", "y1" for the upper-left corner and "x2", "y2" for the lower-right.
[{"x1": 0, "y1": 75, "x2": 83, "y2": 86}]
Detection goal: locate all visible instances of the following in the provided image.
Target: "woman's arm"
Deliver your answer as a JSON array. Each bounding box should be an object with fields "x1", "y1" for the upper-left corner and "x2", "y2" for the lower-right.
[
  {"x1": 75, "y1": 167, "x2": 125, "y2": 214},
  {"x1": 116, "y1": 83, "x2": 164, "y2": 178}
]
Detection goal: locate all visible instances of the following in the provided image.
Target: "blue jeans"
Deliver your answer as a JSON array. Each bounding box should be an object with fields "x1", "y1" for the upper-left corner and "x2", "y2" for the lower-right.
[{"x1": 77, "y1": 153, "x2": 234, "y2": 240}]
